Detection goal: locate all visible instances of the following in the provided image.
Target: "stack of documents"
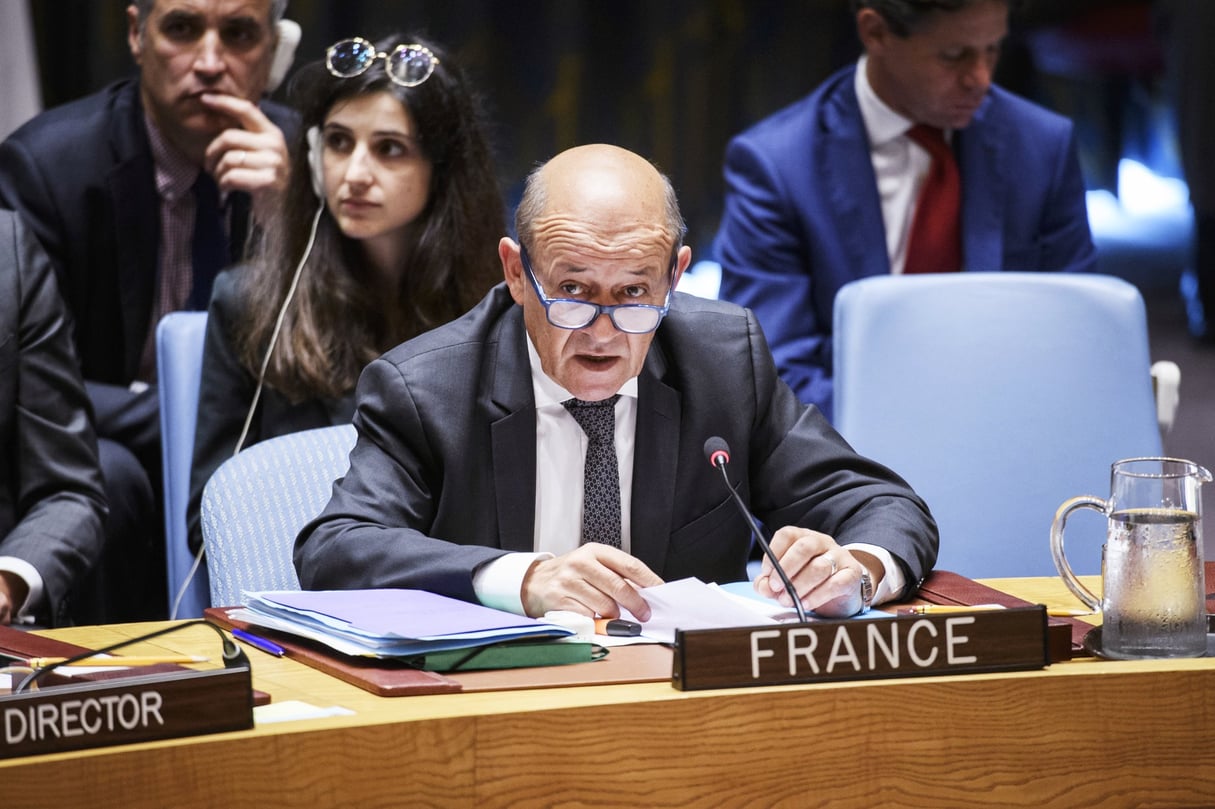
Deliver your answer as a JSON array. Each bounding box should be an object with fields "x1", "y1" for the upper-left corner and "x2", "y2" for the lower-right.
[{"x1": 231, "y1": 590, "x2": 574, "y2": 659}]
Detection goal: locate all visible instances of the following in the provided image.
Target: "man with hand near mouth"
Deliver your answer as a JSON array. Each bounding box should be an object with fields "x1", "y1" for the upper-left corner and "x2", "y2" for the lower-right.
[
  {"x1": 715, "y1": 0, "x2": 1097, "y2": 422},
  {"x1": 0, "y1": 0, "x2": 297, "y2": 621},
  {"x1": 295, "y1": 144, "x2": 939, "y2": 623}
]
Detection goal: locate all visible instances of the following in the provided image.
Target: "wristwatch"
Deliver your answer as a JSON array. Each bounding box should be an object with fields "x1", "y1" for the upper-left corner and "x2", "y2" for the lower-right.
[{"x1": 858, "y1": 569, "x2": 874, "y2": 614}]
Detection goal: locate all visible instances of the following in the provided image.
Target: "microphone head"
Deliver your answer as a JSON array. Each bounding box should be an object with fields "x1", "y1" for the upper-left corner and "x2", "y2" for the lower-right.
[
  {"x1": 703, "y1": 436, "x2": 731, "y2": 467},
  {"x1": 222, "y1": 639, "x2": 251, "y2": 669}
]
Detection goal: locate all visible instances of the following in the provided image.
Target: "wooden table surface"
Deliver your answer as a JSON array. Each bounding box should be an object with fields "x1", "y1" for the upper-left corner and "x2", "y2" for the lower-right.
[{"x1": 2, "y1": 577, "x2": 1212, "y2": 809}]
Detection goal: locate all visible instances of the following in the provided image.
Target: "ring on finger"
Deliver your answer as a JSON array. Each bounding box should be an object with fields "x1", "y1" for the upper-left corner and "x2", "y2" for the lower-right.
[{"x1": 825, "y1": 554, "x2": 837, "y2": 577}]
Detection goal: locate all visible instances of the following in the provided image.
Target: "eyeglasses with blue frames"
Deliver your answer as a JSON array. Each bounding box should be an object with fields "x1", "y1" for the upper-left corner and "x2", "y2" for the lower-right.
[
  {"x1": 325, "y1": 38, "x2": 440, "y2": 87},
  {"x1": 519, "y1": 245, "x2": 676, "y2": 334}
]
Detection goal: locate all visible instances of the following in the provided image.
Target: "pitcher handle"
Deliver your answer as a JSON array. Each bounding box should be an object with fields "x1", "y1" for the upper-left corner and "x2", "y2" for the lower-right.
[{"x1": 1050, "y1": 495, "x2": 1106, "y2": 612}]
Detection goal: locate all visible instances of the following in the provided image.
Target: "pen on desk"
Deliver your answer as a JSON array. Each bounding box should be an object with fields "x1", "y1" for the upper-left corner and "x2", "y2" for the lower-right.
[
  {"x1": 906, "y1": 604, "x2": 1005, "y2": 615},
  {"x1": 231, "y1": 628, "x2": 286, "y2": 657},
  {"x1": 907, "y1": 604, "x2": 1095, "y2": 618},
  {"x1": 26, "y1": 655, "x2": 209, "y2": 667},
  {"x1": 594, "y1": 618, "x2": 643, "y2": 637}
]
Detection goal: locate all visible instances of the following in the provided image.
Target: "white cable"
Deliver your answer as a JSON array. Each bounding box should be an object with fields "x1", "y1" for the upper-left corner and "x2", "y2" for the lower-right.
[
  {"x1": 169, "y1": 201, "x2": 323, "y2": 621},
  {"x1": 233, "y1": 202, "x2": 324, "y2": 456}
]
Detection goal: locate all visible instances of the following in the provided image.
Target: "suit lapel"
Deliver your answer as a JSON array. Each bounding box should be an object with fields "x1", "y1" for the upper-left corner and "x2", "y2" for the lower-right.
[
  {"x1": 630, "y1": 342, "x2": 680, "y2": 574},
  {"x1": 487, "y1": 307, "x2": 539, "y2": 552},
  {"x1": 956, "y1": 100, "x2": 1005, "y2": 271},
  {"x1": 821, "y1": 75, "x2": 890, "y2": 279},
  {"x1": 483, "y1": 301, "x2": 684, "y2": 565},
  {"x1": 107, "y1": 86, "x2": 159, "y2": 380}
]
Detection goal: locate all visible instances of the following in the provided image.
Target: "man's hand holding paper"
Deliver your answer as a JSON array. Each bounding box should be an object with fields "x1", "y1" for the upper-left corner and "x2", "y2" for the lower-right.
[
  {"x1": 754, "y1": 526, "x2": 880, "y2": 619},
  {"x1": 521, "y1": 544, "x2": 662, "y2": 621}
]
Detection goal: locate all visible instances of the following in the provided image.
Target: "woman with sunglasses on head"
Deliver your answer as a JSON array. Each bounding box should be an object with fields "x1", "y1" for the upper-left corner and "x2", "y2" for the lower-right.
[{"x1": 185, "y1": 33, "x2": 504, "y2": 560}]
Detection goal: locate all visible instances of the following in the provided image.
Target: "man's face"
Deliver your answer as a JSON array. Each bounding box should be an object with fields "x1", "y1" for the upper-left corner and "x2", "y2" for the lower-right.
[
  {"x1": 506, "y1": 234, "x2": 685, "y2": 403},
  {"x1": 862, "y1": 0, "x2": 1008, "y2": 130},
  {"x1": 127, "y1": 0, "x2": 276, "y2": 158},
  {"x1": 502, "y1": 147, "x2": 691, "y2": 402}
]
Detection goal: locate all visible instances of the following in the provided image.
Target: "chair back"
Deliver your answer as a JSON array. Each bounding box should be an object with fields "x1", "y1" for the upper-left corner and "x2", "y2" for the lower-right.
[
  {"x1": 201, "y1": 424, "x2": 357, "y2": 606},
  {"x1": 156, "y1": 311, "x2": 211, "y2": 617},
  {"x1": 833, "y1": 272, "x2": 1163, "y2": 578}
]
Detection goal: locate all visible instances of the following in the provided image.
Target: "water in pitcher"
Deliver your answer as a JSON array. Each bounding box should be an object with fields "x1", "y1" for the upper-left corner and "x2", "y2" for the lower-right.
[{"x1": 1102, "y1": 508, "x2": 1207, "y2": 659}]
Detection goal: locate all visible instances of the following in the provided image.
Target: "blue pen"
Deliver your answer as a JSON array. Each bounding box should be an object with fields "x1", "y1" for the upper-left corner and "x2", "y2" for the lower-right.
[{"x1": 231, "y1": 628, "x2": 286, "y2": 657}]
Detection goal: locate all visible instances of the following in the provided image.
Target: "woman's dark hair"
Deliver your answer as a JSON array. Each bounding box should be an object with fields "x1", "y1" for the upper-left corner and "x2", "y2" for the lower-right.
[{"x1": 236, "y1": 32, "x2": 505, "y2": 401}]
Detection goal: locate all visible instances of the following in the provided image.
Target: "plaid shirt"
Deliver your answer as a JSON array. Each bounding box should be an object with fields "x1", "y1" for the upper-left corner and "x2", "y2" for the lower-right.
[{"x1": 137, "y1": 116, "x2": 227, "y2": 381}]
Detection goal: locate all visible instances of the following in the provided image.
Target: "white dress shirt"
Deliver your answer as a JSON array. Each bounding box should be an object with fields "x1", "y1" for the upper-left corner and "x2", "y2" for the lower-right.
[
  {"x1": 0, "y1": 557, "x2": 41, "y2": 624},
  {"x1": 854, "y1": 54, "x2": 953, "y2": 276},
  {"x1": 474, "y1": 336, "x2": 637, "y2": 613},
  {"x1": 468, "y1": 327, "x2": 908, "y2": 612},
  {"x1": 473, "y1": 332, "x2": 906, "y2": 614}
]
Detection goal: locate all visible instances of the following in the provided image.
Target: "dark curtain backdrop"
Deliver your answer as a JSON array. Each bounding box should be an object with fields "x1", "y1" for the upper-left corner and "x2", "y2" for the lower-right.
[{"x1": 29, "y1": 0, "x2": 1163, "y2": 254}]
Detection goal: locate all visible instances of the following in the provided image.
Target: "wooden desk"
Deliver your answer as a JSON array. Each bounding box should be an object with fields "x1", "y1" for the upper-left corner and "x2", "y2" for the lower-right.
[{"x1": 3, "y1": 578, "x2": 1212, "y2": 808}]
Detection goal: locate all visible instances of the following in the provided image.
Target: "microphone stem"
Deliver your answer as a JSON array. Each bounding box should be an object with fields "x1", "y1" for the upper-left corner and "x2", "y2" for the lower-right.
[
  {"x1": 14, "y1": 620, "x2": 244, "y2": 693},
  {"x1": 715, "y1": 462, "x2": 808, "y2": 623}
]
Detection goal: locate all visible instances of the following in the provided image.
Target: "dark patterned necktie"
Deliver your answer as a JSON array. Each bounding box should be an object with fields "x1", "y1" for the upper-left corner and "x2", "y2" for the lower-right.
[
  {"x1": 189, "y1": 170, "x2": 228, "y2": 310},
  {"x1": 563, "y1": 395, "x2": 622, "y2": 548},
  {"x1": 904, "y1": 124, "x2": 962, "y2": 274}
]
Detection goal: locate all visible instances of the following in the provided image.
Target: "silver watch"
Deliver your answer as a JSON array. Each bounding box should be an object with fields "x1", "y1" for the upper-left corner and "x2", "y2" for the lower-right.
[{"x1": 858, "y1": 569, "x2": 874, "y2": 614}]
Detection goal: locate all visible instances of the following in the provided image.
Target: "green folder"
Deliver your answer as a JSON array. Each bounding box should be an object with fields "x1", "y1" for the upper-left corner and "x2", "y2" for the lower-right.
[{"x1": 407, "y1": 640, "x2": 607, "y2": 672}]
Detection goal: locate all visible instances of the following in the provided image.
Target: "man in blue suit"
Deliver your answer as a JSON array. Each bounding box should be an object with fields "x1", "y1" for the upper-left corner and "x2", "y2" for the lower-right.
[{"x1": 716, "y1": 0, "x2": 1097, "y2": 421}]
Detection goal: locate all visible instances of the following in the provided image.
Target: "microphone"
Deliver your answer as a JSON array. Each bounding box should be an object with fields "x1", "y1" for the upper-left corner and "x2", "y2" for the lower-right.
[
  {"x1": 14, "y1": 620, "x2": 249, "y2": 693},
  {"x1": 704, "y1": 436, "x2": 808, "y2": 623}
]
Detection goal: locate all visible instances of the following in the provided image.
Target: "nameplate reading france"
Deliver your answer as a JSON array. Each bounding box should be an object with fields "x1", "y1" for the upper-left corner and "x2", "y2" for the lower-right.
[{"x1": 671, "y1": 606, "x2": 1049, "y2": 691}]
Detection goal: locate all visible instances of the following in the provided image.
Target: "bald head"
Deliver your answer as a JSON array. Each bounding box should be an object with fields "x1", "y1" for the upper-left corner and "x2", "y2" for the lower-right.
[
  {"x1": 500, "y1": 144, "x2": 691, "y2": 401},
  {"x1": 515, "y1": 144, "x2": 685, "y2": 257}
]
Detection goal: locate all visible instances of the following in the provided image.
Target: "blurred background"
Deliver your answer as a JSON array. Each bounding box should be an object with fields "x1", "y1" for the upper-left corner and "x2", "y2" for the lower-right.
[
  {"x1": 5, "y1": 0, "x2": 1213, "y2": 526},
  {"x1": 6, "y1": 1, "x2": 1183, "y2": 251}
]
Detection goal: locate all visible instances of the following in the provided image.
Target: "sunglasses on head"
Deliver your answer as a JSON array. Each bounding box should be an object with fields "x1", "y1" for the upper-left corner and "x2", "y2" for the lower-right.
[{"x1": 325, "y1": 37, "x2": 440, "y2": 87}]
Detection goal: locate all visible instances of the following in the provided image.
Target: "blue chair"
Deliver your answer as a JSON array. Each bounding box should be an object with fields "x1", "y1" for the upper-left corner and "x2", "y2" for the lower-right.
[
  {"x1": 200, "y1": 424, "x2": 357, "y2": 606},
  {"x1": 156, "y1": 311, "x2": 211, "y2": 618},
  {"x1": 833, "y1": 273, "x2": 1165, "y2": 578}
]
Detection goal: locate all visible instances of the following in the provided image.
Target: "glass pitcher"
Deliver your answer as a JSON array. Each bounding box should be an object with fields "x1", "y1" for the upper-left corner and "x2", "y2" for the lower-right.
[{"x1": 1050, "y1": 457, "x2": 1209, "y2": 659}]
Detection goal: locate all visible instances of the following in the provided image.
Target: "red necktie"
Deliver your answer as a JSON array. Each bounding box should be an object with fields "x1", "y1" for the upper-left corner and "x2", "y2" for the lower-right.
[{"x1": 904, "y1": 124, "x2": 961, "y2": 274}]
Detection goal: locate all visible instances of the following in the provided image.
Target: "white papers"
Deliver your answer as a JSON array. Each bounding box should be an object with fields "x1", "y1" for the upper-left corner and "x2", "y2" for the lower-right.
[
  {"x1": 621, "y1": 578, "x2": 780, "y2": 645},
  {"x1": 254, "y1": 700, "x2": 355, "y2": 725},
  {"x1": 239, "y1": 589, "x2": 574, "y2": 658},
  {"x1": 613, "y1": 578, "x2": 894, "y2": 645}
]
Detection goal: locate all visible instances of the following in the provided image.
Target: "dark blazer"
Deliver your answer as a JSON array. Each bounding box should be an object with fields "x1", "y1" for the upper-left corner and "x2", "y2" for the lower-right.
[
  {"x1": 0, "y1": 78, "x2": 297, "y2": 398},
  {"x1": 187, "y1": 269, "x2": 353, "y2": 553},
  {"x1": 0, "y1": 211, "x2": 106, "y2": 626},
  {"x1": 295, "y1": 285, "x2": 938, "y2": 603},
  {"x1": 715, "y1": 64, "x2": 1098, "y2": 420}
]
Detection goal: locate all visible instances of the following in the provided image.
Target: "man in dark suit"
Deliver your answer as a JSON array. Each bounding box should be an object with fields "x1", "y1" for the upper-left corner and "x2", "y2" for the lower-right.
[
  {"x1": 0, "y1": 211, "x2": 107, "y2": 627},
  {"x1": 296, "y1": 144, "x2": 938, "y2": 620},
  {"x1": 0, "y1": 0, "x2": 296, "y2": 620},
  {"x1": 715, "y1": 0, "x2": 1097, "y2": 421}
]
